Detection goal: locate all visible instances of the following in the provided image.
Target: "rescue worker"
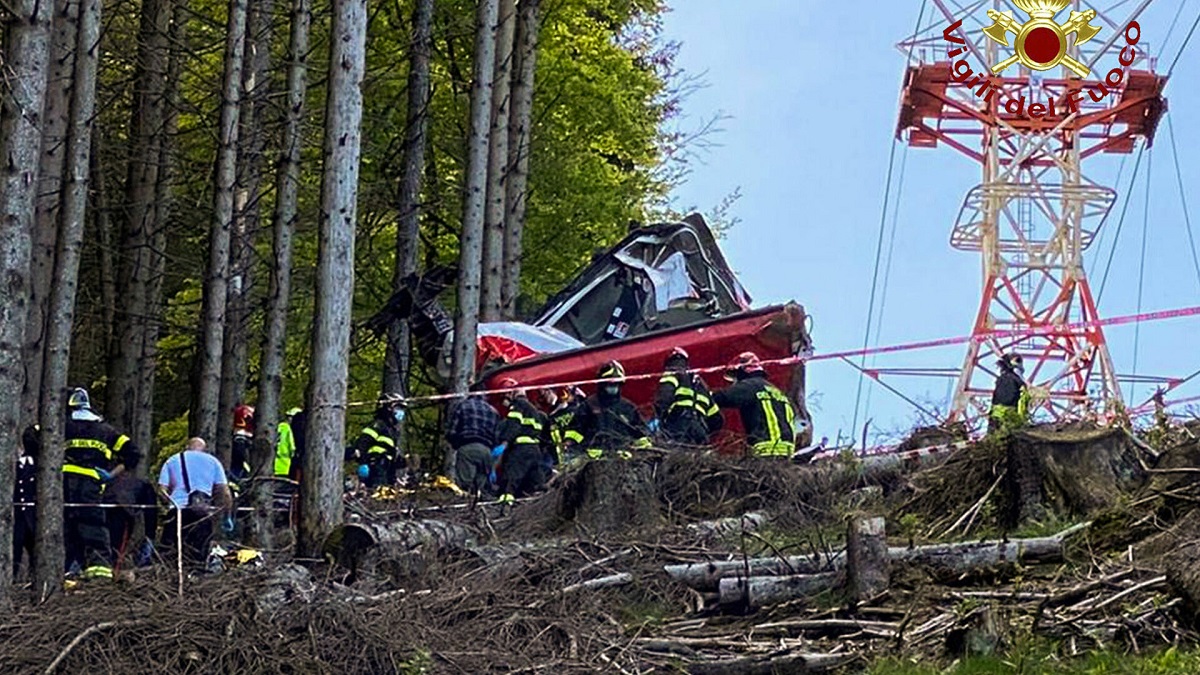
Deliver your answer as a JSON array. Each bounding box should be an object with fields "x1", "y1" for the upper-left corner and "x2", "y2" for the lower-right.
[
  {"x1": 352, "y1": 393, "x2": 406, "y2": 488},
  {"x1": 569, "y1": 361, "x2": 651, "y2": 459},
  {"x1": 495, "y1": 378, "x2": 550, "y2": 501},
  {"x1": 230, "y1": 404, "x2": 255, "y2": 483},
  {"x1": 542, "y1": 386, "x2": 587, "y2": 466},
  {"x1": 275, "y1": 407, "x2": 302, "y2": 478},
  {"x1": 64, "y1": 387, "x2": 141, "y2": 579},
  {"x1": 14, "y1": 425, "x2": 38, "y2": 577},
  {"x1": 445, "y1": 393, "x2": 500, "y2": 498},
  {"x1": 654, "y1": 347, "x2": 723, "y2": 446},
  {"x1": 712, "y1": 352, "x2": 797, "y2": 458},
  {"x1": 989, "y1": 353, "x2": 1029, "y2": 434}
]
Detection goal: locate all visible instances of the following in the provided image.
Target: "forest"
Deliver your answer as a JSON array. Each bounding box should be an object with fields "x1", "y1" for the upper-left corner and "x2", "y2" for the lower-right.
[{"x1": 0, "y1": 0, "x2": 692, "y2": 598}]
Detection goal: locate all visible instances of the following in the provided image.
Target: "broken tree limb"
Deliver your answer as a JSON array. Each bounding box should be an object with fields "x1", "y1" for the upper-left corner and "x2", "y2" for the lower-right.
[
  {"x1": 686, "y1": 512, "x2": 767, "y2": 542},
  {"x1": 45, "y1": 620, "x2": 152, "y2": 674},
  {"x1": 561, "y1": 572, "x2": 633, "y2": 595},
  {"x1": 663, "y1": 553, "x2": 844, "y2": 590},
  {"x1": 718, "y1": 571, "x2": 842, "y2": 608}
]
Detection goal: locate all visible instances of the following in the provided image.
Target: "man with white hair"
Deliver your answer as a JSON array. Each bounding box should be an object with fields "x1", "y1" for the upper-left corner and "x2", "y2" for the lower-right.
[{"x1": 158, "y1": 437, "x2": 234, "y2": 566}]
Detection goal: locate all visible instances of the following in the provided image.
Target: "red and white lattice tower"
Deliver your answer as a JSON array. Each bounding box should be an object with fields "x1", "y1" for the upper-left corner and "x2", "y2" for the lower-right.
[{"x1": 896, "y1": 0, "x2": 1168, "y2": 421}]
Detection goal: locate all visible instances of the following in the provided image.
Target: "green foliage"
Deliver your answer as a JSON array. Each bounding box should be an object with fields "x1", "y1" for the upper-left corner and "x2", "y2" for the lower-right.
[
  {"x1": 77, "y1": 0, "x2": 686, "y2": 458},
  {"x1": 868, "y1": 645, "x2": 1200, "y2": 674}
]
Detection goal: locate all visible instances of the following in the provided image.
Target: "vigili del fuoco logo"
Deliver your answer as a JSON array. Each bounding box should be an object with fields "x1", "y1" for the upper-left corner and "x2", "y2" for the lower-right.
[{"x1": 942, "y1": 0, "x2": 1144, "y2": 118}]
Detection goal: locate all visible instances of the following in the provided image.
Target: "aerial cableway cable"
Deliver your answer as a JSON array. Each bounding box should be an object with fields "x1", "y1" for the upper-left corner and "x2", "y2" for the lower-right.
[
  {"x1": 851, "y1": 0, "x2": 927, "y2": 436},
  {"x1": 1167, "y1": 114, "x2": 1200, "y2": 293},
  {"x1": 1097, "y1": 142, "x2": 1148, "y2": 303},
  {"x1": 1166, "y1": 5, "x2": 1200, "y2": 77},
  {"x1": 1131, "y1": 147, "x2": 1153, "y2": 402}
]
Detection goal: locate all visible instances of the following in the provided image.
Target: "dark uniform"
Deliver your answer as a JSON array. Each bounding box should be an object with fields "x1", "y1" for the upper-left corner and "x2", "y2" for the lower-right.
[
  {"x1": 655, "y1": 371, "x2": 723, "y2": 446},
  {"x1": 353, "y1": 413, "x2": 403, "y2": 488},
  {"x1": 713, "y1": 373, "x2": 796, "y2": 457},
  {"x1": 570, "y1": 394, "x2": 652, "y2": 459},
  {"x1": 14, "y1": 425, "x2": 39, "y2": 576},
  {"x1": 64, "y1": 416, "x2": 141, "y2": 577},
  {"x1": 230, "y1": 431, "x2": 253, "y2": 483},
  {"x1": 547, "y1": 392, "x2": 587, "y2": 465},
  {"x1": 989, "y1": 360, "x2": 1028, "y2": 433},
  {"x1": 496, "y1": 396, "x2": 550, "y2": 498}
]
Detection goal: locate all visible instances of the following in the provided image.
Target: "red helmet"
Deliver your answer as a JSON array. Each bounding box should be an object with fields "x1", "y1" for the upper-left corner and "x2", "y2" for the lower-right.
[
  {"x1": 725, "y1": 352, "x2": 764, "y2": 381},
  {"x1": 665, "y1": 346, "x2": 689, "y2": 366},
  {"x1": 233, "y1": 404, "x2": 256, "y2": 431}
]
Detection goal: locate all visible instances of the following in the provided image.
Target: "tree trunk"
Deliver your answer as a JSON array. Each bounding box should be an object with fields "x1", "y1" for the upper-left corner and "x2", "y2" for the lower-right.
[
  {"x1": 381, "y1": 0, "x2": 433, "y2": 397},
  {"x1": 91, "y1": 134, "x2": 115, "y2": 342},
  {"x1": 22, "y1": 0, "x2": 77, "y2": 423},
  {"x1": 324, "y1": 519, "x2": 475, "y2": 579},
  {"x1": 500, "y1": 0, "x2": 540, "y2": 318},
  {"x1": 253, "y1": 0, "x2": 310, "y2": 547},
  {"x1": 299, "y1": 0, "x2": 366, "y2": 557},
  {"x1": 193, "y1": 0, "x2": 248, "y2": 448},
  {"x1": 718, "y1": 572, "x2": 842, "y2": 608},
  {"x1": 108, "y1": 0, "x2": 170, "y2": 436},
  {"x1": 1, "y1": 0, "x2": 54, "y2": 606},
  {"x1": 846, "y1": 517, "x2": 889, "y2": 603},
  {"x1": 479, "y1": 0, "x2": 515, "y2": 322},
  {"x1": 449, "y1": 0, "x2": 499, "y2": 394},
  {"x1": 34, "y1": 0, "x2": 101, "y2": 595},
  {"x1": 216, "y1": 0, "x2": 273, "y2": 465}
]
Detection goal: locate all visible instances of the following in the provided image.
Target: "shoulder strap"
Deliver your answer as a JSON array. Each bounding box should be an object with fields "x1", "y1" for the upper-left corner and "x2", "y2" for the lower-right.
[{"x1": 180, "y1": 451, "x2": 192, "y2": 493}]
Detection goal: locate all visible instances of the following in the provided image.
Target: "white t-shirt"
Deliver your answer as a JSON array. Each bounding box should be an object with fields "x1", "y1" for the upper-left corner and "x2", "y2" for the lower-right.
[{"x1": 158, "y1": 450, "x2": 228, "y2": 508}]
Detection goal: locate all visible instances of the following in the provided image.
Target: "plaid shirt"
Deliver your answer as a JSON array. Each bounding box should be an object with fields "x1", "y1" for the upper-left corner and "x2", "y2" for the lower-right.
[{"x1": 446, "y1": 396, "x2": 501, "y2": 449}]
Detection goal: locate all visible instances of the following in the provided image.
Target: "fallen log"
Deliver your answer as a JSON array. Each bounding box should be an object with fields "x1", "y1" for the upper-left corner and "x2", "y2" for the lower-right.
[
  {"x1": 561, "y1": 572, "x2": 633, "y2": 595},
  {"x1": 323, "y1": 518, "x2": 477, "y2": 579},
  {"x1": 717, "y1": 571, "x2": 842, "y2": 607},
  {"x1": 667, "y1": 524, "x2": 1088, "y2": 590},
  {"x1": 686, "y1": 512, "x2": 767, "y2": 542},
  {"x1": 686, "y1": 651, "x2": 856, "y2": 674}
]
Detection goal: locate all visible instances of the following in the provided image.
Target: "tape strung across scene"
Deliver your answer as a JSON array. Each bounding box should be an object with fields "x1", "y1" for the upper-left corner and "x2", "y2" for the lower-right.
[{"x1": 353, "y1": 304, "x2": 1200, "y2": 407}]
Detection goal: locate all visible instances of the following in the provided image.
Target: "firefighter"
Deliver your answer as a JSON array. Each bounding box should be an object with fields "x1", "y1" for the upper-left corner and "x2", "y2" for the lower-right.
[
  {"x1": 275, "y1": 407, "x2": 302, "y2": 478},
  {"x1": 989, "y1": 353, "x2": 1029, "y2": 434},
  {"x1": 569, "y1": 360, "x2": 651, "y2": 459},
  {"x1": 495, "y1": 378, "x2": 550, "y2": 501},
  {"x1": 654, "y1": 347, "x2": 723, "y2": 446},
  {"x1": 352, "y1": 393, "x2": 406, "y2": 488},
  {"x1": 230, "y1": 404, "x2": 255, "y2": 483},
  {"x1": 63, "y1": 387, "x2": 141, "y2": 579},
  {"x1": 541, "y1": 386, "x2": 586, "y2": 467},
  {"x1": 712, "y1": 352, "x2": 797, "y2": 458}
]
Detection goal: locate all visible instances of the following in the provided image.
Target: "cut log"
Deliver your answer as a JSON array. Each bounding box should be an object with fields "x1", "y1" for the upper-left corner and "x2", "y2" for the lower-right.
[
  {"x1": 847, "y1": 517, "x2": 888, "y2": 602},
  {"x1": 664, "y1": 553, "x2": 844, "y2": 590},
  {"x1": 667, "y1": 525, "x2": 1086, "y2": 590},
  {"x1": 559, "y1": 459, "x2": 662, "y2": 533},
  {"x1": 686, "y1": 651, "x2": 855, "y2": 674},
  {"x1": 561, "y1": 572, "x2": 632, "y2": 594},
  {"x1": 1002, "y1": 426, "x2": 1145, "y2": 527},
  {"x1": 324, "y1": 519, "x2": 476, "y2": 579},
  {"x1": 717, "y1": 572, "x2": 841, "y2": 608}
]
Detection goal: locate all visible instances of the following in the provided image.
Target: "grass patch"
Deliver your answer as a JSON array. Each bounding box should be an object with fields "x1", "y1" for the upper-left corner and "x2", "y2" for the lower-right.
[{"x1": 867, "y1": 645, "x2": 1200, "y2": 674}]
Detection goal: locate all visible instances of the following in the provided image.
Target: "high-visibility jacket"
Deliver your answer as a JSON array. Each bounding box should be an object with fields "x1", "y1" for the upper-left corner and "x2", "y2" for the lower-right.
[
  {"x1": 64, "y1": 418, "x2": 140, "y2": 481},
  {"x1": 498, "y1": 397, "x2": 550, "y2": 450},
  {"x1": 275, "y1": 421, "x2": 295, "y2": 477},
  {"x1": 713, "y1": 374, "x2": 796, "y2": 457},
  {"x1": 655, "y1": 371, "x2": 723, "y2": 445},
  {"x1": 569, "y1": 394, "x2": 652, "y2": 459},
  {"x1": 548, "y1": 400, "x2": 586, "y2": 461},
  {"x1": 353, "y1": 416, "x2": 401, "y2": 465}
]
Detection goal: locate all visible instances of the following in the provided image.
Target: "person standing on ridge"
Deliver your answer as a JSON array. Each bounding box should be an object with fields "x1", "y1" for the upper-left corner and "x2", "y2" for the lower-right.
[
  {"x1": 712, "y1": 352, "x2": 797, "y2": 458},
  {"x1": 654, "y1": 347, "x2": 723, "y2": 446},
  {"x1": 63, "y1": 387, "x2": 142, "y2": 579},
  {"x1": 352, "y1": 393, "x2": 406, "y2": 488},
  {"x1": 989, "y1": 353, "x2": 1029, "y2": 434}
]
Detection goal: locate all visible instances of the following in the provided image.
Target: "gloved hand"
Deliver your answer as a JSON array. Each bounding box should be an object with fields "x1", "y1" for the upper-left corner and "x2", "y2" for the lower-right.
[
  {"x1": 356, "y1": 464, "x2": 370, "y2": 481},
  {"x1": 135, "y1": 539, "x2": 155, "y2": 567},
  {"x1": 647, "y1": 418, "x2": 660, "y2": 433},
  {"x1": 96, "y1": 468, "x2": 114, "y2": 483},
  {"x1": 221, "y1": 514, "x2": 236, "y2": 535}
]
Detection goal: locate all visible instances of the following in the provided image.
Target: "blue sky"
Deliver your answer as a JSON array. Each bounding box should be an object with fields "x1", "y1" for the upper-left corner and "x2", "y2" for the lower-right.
[{"x1": 661, "y1": 1, "x2": 1200, "y2": 445}]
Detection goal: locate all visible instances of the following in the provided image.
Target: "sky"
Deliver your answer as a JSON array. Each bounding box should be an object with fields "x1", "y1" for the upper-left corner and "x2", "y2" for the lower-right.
[{"x1": 660, "y1": 1, "x2": 1200, "y2": 445}]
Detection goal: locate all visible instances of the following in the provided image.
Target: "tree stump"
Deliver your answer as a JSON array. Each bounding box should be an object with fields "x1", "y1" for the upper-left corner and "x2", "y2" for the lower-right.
[
  {"x1": 1002, "y1": 426, "x2": 1146, "y2": 528},
  {"x1": 559, "y1": 459, "x2": 662, "y2": 533},
  {"x1": 846, "y1": 517, "x2": 888, "y2": 603}
]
